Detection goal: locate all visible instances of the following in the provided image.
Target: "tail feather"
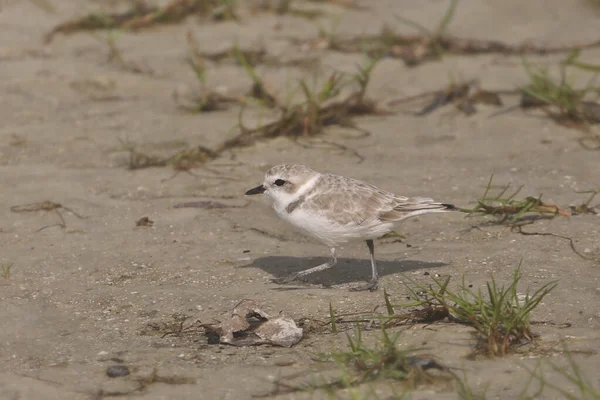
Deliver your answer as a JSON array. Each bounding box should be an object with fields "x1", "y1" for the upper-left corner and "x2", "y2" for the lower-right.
[
  {"x1": 441, "y1": 203, "x2": 459, "y2": 211},
  {"x1": 399, "y1": 197, "x2": 457, "y2": 212},
  {"x1": 379, "y1": 198, "x2": 458, "y2": 222}
]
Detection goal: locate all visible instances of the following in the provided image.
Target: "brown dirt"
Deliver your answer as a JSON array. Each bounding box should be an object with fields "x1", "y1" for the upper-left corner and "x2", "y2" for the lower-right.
[{"x1": 1, "y1": 0, "x2": 600, "y2": 398}]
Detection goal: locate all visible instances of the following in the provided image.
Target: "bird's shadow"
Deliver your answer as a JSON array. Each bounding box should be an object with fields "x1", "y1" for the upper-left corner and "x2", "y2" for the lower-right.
[{"x1": 239, "y1": 256, "x2": 447, "y2": 289}]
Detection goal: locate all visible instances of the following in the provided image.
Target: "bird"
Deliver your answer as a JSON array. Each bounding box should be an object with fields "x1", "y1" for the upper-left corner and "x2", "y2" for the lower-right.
[{"x1": 245, "y1": 164, "x2": 457, "y2": 291}]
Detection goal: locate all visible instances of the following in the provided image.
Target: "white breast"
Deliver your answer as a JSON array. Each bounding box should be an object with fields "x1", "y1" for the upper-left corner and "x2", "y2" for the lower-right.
[
  {"x1": 269, "y1": 173, "x2": 396, "y2": 246},
  {"x1": 276, "y1": 207, "x2": 396, "y2": 247}
]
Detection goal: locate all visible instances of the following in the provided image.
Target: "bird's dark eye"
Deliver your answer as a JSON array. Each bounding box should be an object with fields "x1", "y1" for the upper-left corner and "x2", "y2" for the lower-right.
[{"x1": 274, "y1": 179, "x2": 286, "y2": 186}]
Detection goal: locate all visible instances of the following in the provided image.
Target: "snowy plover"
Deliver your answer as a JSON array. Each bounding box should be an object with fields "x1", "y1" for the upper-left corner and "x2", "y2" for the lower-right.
[{"x1": 245, "y1": 164, "x2": 457, "y2": 291}]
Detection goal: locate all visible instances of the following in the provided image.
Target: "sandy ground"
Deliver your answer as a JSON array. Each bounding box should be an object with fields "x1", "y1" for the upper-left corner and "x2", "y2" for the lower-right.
[{"x1": 1, "y1": 0, "x2": 600, "y2": 399}]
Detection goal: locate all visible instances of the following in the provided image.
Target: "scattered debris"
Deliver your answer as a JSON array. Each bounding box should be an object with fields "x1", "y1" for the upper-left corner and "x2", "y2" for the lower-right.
[
  {"x1": 249, "y1": 0, "x2": 325, "y2": 20},
  {"x1": 106, "y1": 365, "x2": 131, "y2": 378},
  {"x1": 70, "y1": 77, "x2": 119, "y2": 101},
  {"x1": 173, "y1": 31, "x2": 246, "y2": 113},
  {"x1": 10, "y1": 201, "x2": 87, "y2": 231},
  {"x1": 292, "y1": 0, "x2": 600, "y2": 67},
  {"x1": 140, "y1": 314, "x2": 201, "y2": 338},
  {"x1": 249, "y1": 227, "x2": 292, "y2": 242},
  {"x1": 489, "y1": 52, "x2": 600, "y2": 145},
  {"x1": 571, "y1": 188, "x2": 600, "y2": 215},
  {"x1": 517, "y1": 53, "x2": 600, "y2": 132},
  {"x1": 469, "y1": 195, "x2": 571, "y2": 222},
  {"x1": 391, "y1": 264, "x2": 556, "y2": 357},
  {"x1": 44, "y1": 0, "x2": 236, "y2": 43},
  {"x1": 259, "y1": 327, "x2": 452, "y2": 397},
  {"x1": 201, "y1": 299, "x2": 303, "y2": 347},
  {"x1": 27, "y1": 0, "x2": 56, "y2": 13},
  {"x1": 119, "y1": 139, "x2": 169, "y2": 170},
  {"x1": 579, "y1": 135, "x2": 600, "y2": 150},
  {"x1": 173, "y1": 88, "x2": 241, "y2": 113},
  {"x1": 199, "y1": 45, "x2": 267, "y2": 66},
  {"x1": 0, "y1": 263, "x2": 13, "y2": 280},
  {"x1": 135, "y1": 217, "x2": 154, "y2": 227},
  {"x1": 91, "y1": 30, "x2": 153, "y2": 75},
  {"x1": 386, "y1": 50, "x2": 600, "y2": 150},
  {"x1": 119, "y1": 140, "x2": 215, "y2": 171},
  {"x1": 388, "y1": 80, "x2": 506, "y2": 116},
  {"x1": 197, "y1": 44, "x2": 319, "y2": 69},
  {"x1": 459, "y1": 175, "x2": 594, "y2": 259},
  {"x1": 306, "y1": 0, "x2": 366, "y2": 9},
  {"x1": 8, "y1": 134, "x2": 27, "y2": 146},
  {"x1": 135, "y1": 368, "x2": 196, "y2": 387},
  {"x1": 117, "y1": 139, "x2": 244, "y2": 183},
  {"x1": 167, "y1": 55, "x2": 385, "y2": 167},
  {"x1": 510, "y1": 225, "x2": 589, "y2": 260},
  {"x1": 382, "y1": 305, "x2": 450, "y2": 328},
  {"x1": 462, "y1": 174, "x2": 571, "y2": 226},
  {"x1": 0, "y1": 47, "x2": 52, "y2": 62},
  {"x1": 213, "y1": 57, "x2": 387, "y2": 163},
  {"x1": 160, "y1": 146, "x2": 219, "y2": 181},
  {"x1": 183, "y1": 28, "x2": 320, "y2": 74},
  {"x1": 172, "y1": 200, "x2": 247, "y2": 209},
  {"x1": 310, "y1": 265, "x2": 557, "y2": 358},
  {"x1": 96, "y1": 367, "x2": 195, "y2": 397}
]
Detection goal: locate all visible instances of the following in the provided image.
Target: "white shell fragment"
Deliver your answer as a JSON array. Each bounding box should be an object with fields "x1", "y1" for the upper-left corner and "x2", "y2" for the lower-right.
[{"x1": 202, "y1": 299, "x2": 303, "y2": 347}]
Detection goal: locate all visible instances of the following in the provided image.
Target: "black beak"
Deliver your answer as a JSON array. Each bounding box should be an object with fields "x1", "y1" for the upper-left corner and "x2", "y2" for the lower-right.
[{"x1": 245, "y1": 185, "x2": 266, "y2": 195}]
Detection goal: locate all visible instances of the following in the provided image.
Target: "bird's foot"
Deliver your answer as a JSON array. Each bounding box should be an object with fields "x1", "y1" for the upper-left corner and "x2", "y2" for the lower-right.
[
  {"x1": 275, "y1": 272, "x2": 303, "y2": 285},
  {"x1": 349, "y1": 278, "x2": 379, "y2": 292}
]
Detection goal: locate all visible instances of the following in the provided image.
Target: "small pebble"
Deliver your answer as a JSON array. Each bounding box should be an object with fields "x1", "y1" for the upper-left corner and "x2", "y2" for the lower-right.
[{"x1": 106, "y1": 365, "x2": 130, "y2": 378}]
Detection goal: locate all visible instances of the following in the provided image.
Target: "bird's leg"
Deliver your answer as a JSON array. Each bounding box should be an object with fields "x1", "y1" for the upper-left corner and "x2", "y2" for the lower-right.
[
  {"x1": 278, "y1": 247, "x2": 337, "y2": 284},
  {"x1": 350, "y1": 239, "x2": 379, "y2": 292}
]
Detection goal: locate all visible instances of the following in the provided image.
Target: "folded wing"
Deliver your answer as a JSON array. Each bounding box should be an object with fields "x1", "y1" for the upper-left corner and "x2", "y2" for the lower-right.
[{"x1": 303, "y1": 175, "x2": 454, "y2": 226}]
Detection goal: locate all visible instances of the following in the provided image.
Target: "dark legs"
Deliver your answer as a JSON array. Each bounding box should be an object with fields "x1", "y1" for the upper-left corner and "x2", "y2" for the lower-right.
[
  {"x1": 349, "y1": 239, "x2": 379, "y2": 292},
  {"x1": 279, "y1": 247, "x2": 337, "y2": 284},
  {"x1": 277, "y1": 241, "x2": 380, "y2": 291}
]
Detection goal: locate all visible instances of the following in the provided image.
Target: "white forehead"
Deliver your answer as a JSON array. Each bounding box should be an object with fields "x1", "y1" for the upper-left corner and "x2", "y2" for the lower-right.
[{"x1": 265, "y1": 164, "x2": 314, "y2": 180}]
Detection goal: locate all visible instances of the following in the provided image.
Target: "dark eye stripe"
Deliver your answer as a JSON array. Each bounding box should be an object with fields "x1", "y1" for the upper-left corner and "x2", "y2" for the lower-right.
[{"x1": 274, "y1": 179, "x2": 286, "y2": 186}]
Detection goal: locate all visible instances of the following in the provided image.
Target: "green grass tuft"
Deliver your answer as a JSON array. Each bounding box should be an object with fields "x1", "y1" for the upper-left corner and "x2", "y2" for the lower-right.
[
  {"x1": 462, "y1": 173, "x2": 571, "y2": 226},
  {"x1": 395, "y1": 263, "x2": 557, "y2": 357},
  {"x1": 1, "y1": 263, "x2": 13, "y2": 279},
  {"x1": 521, "y1": 345, "x2": 600, "y2": 399}
]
